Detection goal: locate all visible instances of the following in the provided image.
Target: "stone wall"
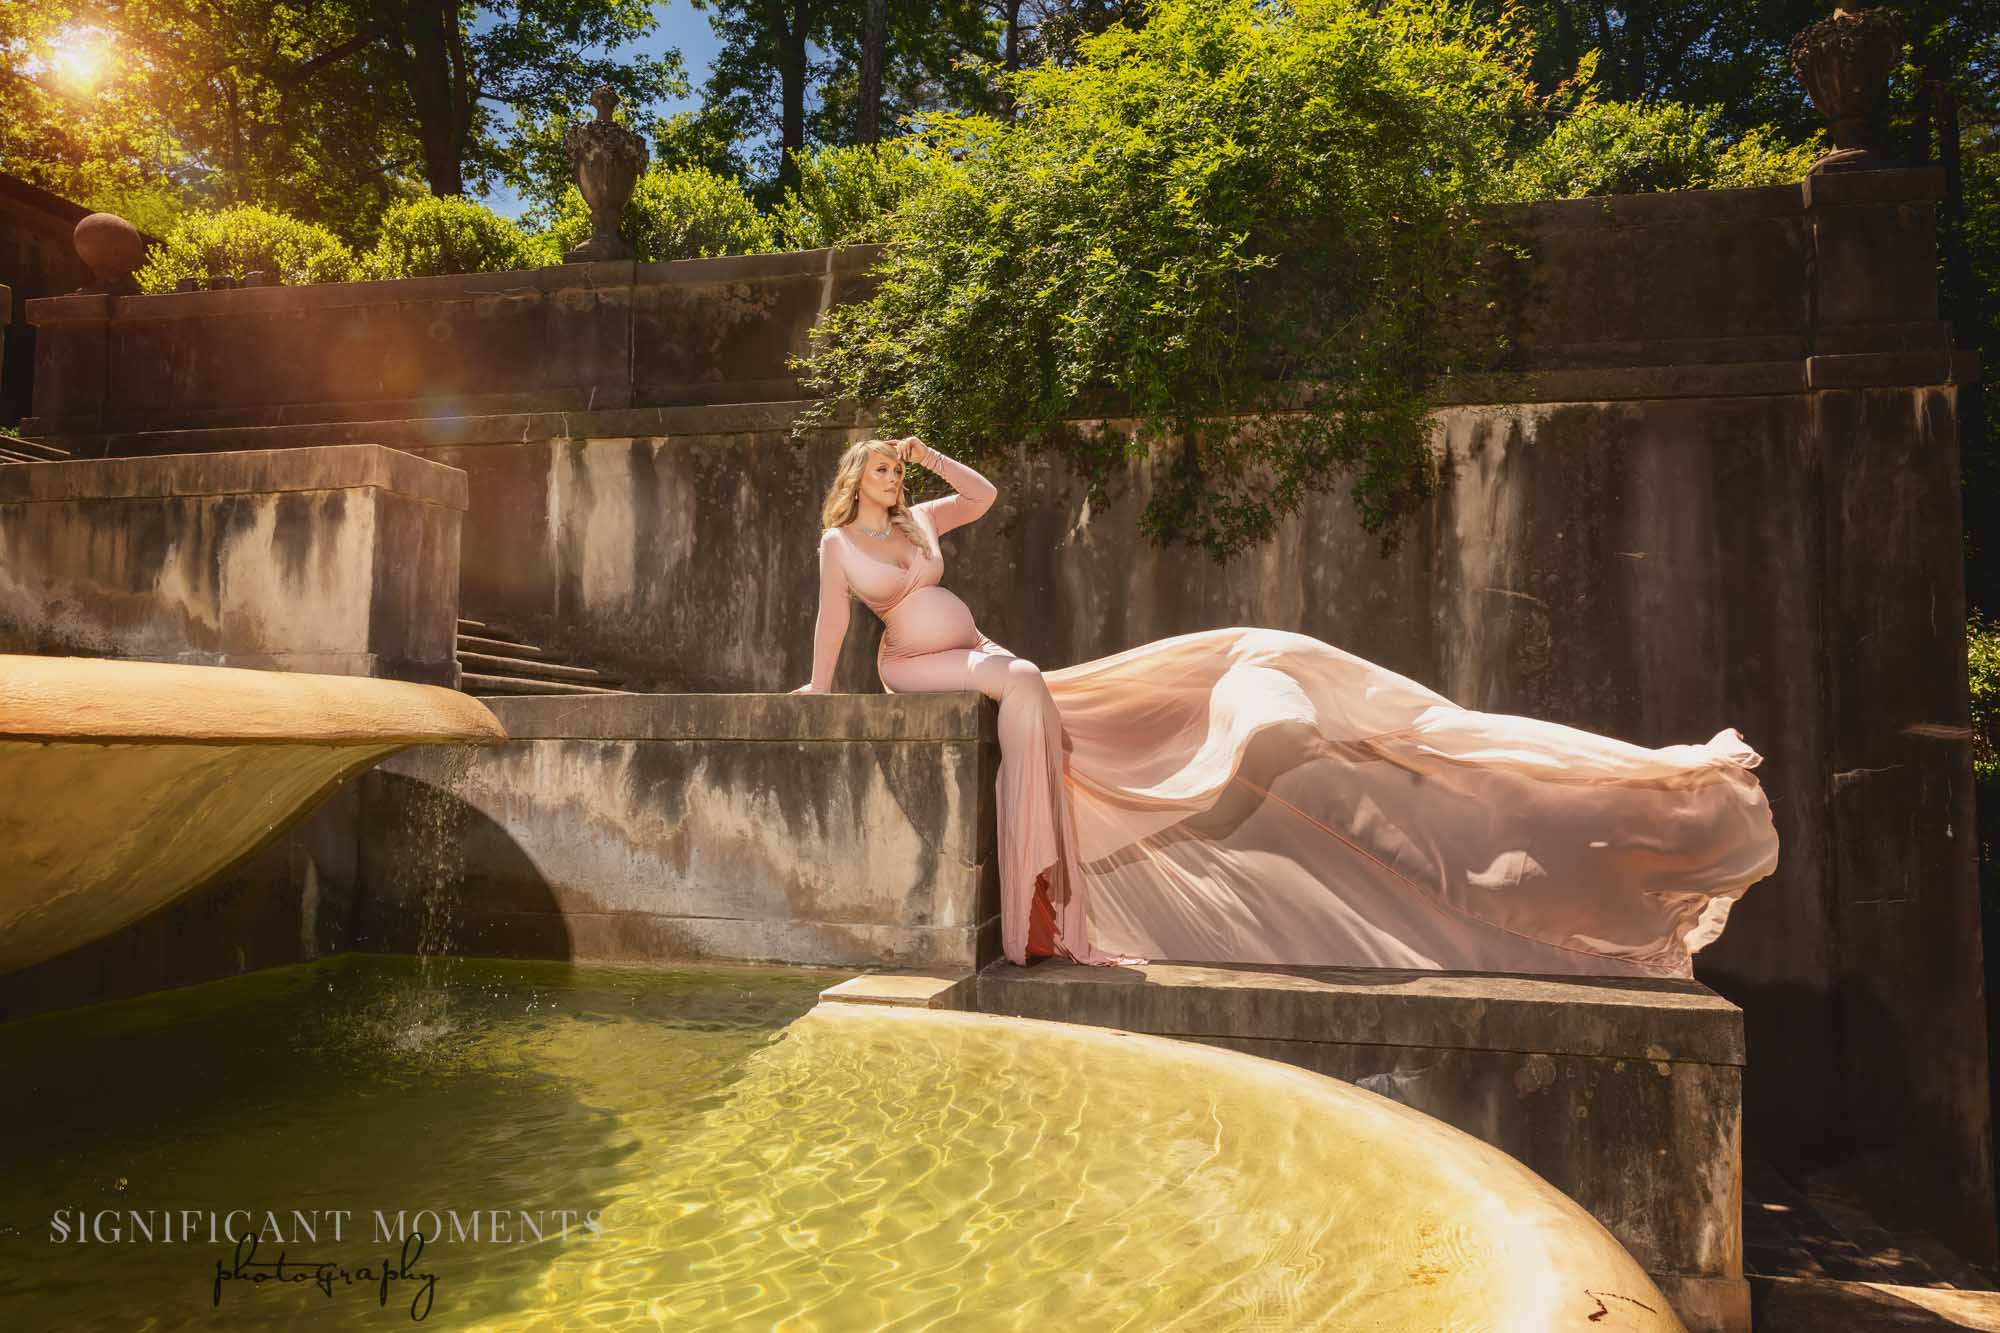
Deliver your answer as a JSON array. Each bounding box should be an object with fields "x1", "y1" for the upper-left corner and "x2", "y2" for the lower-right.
[
  {"x1": 0, "y1": 172, "x2": 92, "y2": 427},
  {"x1": 19, "y1": 166, "x2": 1991, "y2": 1262},
  {"x1": 0, "y1": 444, "x2": 466, "y2": 684},
  {"x1": 355, "y1": 693, "x2": 1001, "y2": 970},
  {"x1": 21, "y1": 247, "x2": 882, "y2": 444}
]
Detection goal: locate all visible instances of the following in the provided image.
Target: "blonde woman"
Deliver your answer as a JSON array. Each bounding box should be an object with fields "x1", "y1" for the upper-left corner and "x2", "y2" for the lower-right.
[
  {"x1": 792, "y1": 436, "x2": 1123, "y2": 964},
  {"x1": 795, "y1": 436, "x2": 1780, "y2": 977}
]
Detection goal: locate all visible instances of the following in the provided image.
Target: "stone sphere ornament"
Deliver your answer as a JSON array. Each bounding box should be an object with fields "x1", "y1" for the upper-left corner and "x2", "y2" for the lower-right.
[
  {"x1": 72, "y1": 212, "x2": 145, "y2": 295},
  {"x1": 1789, "y1": 6, "x2": 1906, "y2": 174},
  {"x1": 563, "y1": 84, "x2": 649, "y2": 264}
]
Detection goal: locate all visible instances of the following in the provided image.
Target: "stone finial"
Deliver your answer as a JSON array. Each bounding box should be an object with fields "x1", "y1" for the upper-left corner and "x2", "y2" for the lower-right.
[
  {"x1": 72, "y1": 212, "x2": 144, "y2": 296},
  {"x1": 561, "y1": 83, "x2": 649, "y2": 264},
  {"x1": 1789, "y1": 7, "x2": 1905, "y2": 174}
]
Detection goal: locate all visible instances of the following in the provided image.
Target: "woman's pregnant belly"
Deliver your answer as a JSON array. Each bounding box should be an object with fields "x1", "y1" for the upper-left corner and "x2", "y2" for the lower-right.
[{"x1": 880, "y1": 585, "x2": 983, "y2": 658}]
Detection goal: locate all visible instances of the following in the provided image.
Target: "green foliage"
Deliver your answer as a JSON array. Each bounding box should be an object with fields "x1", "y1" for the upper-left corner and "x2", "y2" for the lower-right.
[
  {"x1": 135, "y1": 206, "x2": 361, "y2": 293},
  {"x1": 0, "y1": 9, "x2": 206, "y2": 233},
  {"x1": 1709, "y1": 123, "x2": 1828, "y2": 188},
  {"x1": 1504, "y1": 99, "x2": 1822, "y2": 199},
  {"x1": 1970, "y1": 609, "x2": 2000, "y2": 936},
  {"x1": 771, "y1": 142, "x2": 922, "y2": 250},
  {"x1": 0, "y1": 424, "x2": 19, "y2": 439},
  {"x1": 539, "y1": 165, "x2": 774, "y2": 262},
  {"x1": 688, "y1": 0, "x2": 1001, "y2": 192},
  {"x1": 796, "y1": 0, "x2": 1539, "y2": 560},
  {"x1": 2, "y1": 1, "x2": 687, "y2": 247},
  {"x1": 1971, "y1": 609, "x2": 2000, "y2": 784},
  {"x1": 366, "y1": 196, "x2": 551, "y2": 279}
]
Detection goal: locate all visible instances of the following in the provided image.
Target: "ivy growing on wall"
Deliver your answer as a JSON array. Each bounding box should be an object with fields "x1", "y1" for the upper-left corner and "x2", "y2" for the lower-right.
[{"x1": 791, "y1": 0, "x2": 1546, "y2": 561}]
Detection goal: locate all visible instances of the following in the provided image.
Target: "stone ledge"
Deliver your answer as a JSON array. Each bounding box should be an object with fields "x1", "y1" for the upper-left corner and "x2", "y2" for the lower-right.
[
  {"x1": 24, "y1": 331, "x2": 1976, "y2": 456},
  {"x1": 0, "y1": 442, "x2": 467, "y2": 509},
  {"x1": 818, "y1": 969, "x2": 978, "y2": 1009},
  {"x1": 482, "y1": 692, "x2": 999, "y2": 744},
  {"x1": 1802, "y1": 165, "x2": 1949, "y2": 209},
  {"x1": 20, "y1": 401, "x2": 852, "y2": 450},
  {"x1": 358, "y1": 713, "x2": 1004, "y2": 970},
  {"x1": 21, "y1": 244, "x2": 880, "y2": 326},
  {"x1": 977, "y1": 958, "x2": 1744, "y2": 1065}
]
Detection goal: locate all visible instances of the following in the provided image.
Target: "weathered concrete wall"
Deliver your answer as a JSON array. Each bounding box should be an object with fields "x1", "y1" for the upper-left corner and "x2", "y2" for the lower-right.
[
  {"x1": 21, "y1": 247, "x2": 883, "y2": 443},
  {"x1": 0, "y1": 444, "x2": 466, "y2": 684},
  {"x1": 355, "y1": 693, "x2": 1001, "y2": 969},
  {"x1": 16, "y1": 168, "x2": 1990, "y2": 1262},
  {"x1": 977, "y1": 960, "x2": 1748, "y2": 1332}
]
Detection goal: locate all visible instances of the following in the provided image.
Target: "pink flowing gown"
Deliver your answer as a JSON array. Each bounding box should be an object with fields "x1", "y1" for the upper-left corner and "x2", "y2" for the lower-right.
[{"x1": 804, "y1": 448, "x2": 1781, "y2": 977}]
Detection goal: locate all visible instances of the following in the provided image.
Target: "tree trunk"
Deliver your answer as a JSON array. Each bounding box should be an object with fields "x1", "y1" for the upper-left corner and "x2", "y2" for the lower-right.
[
  {"x1": 763, "y1": 0, "x2": 809, "y2": 191},
  {"x1": 858, "y1": 0, "x2": 887, "y2": 143},
  {"x1": 399, "y1": 0, "x2": 472, "y2": 195}
]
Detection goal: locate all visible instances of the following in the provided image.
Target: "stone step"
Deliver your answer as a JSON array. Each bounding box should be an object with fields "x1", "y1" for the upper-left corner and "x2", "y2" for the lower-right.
[
  {"x1": 456, "y1": 633, "x2": 570, "y2": 663},
  {"x1": 0, "y1": 447, "x2": 38, "y2": 464},
  {"x1": 457, "y1": 616, "x2": 529, "y2": 645},
  {"x1": 1, "y1": 437, "x2": 71, "y2": 462},
  {"x1": 458, "y1": 672, "x2": 624, "y2": 696},
  {"x1": 456, "y1": 650, "x2": 621, "y2": 686}
]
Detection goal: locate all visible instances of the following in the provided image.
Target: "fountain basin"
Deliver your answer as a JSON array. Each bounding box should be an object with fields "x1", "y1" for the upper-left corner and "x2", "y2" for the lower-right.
[
  {"x1": 0, "y1": 654, "x2": 505, "y2": 975},
  {"x1": 0, "y1": 955, "x2": 1685, "y2": 1329}
]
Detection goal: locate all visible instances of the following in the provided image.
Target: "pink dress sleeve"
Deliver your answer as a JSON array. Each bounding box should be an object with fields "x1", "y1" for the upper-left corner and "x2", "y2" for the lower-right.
[
  {"x1": 808, "y1": 529, "x2": 851, "y2": 692},
  {"x1": 910, "y1": 445, "x2": 998, "y2": 536}
]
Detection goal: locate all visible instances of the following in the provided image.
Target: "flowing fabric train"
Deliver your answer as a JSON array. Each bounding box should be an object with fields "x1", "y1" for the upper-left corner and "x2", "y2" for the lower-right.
[{"x1": 1035, "y1": 626, "x2": 1779, "y2": 978}]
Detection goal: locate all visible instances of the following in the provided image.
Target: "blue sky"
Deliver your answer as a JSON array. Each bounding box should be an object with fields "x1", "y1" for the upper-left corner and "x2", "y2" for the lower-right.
[{"x1": 477, "y1": 2, "x2": 723, "y2": 221}]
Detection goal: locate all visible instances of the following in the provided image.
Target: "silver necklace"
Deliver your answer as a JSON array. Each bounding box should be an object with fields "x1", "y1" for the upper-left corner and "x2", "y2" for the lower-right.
[{"x1": 856, "y1": 517, "x2": 892, "y2": 540}]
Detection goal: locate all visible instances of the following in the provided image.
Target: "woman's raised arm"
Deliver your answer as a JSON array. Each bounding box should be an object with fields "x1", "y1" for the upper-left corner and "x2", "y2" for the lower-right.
[
  {"x1": 906, "y1": 440, "x2": 997, "y2": 536},
  {"x1": 791, "y1": 529, "x2": 851, "y2": 694}
]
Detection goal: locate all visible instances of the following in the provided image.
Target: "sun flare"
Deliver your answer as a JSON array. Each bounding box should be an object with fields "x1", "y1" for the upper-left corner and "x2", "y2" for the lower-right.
[{"x1": 48, "y1": 28, "x2": 112, "y2": 91}]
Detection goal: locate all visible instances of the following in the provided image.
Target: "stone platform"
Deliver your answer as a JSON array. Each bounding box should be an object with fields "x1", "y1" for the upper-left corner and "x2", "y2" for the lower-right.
[
  {"x1": 0, "y1": 443, "x2": 465, "y2": 685},
  {"x1": 824, "y1": 957, "x2": 1749, "y2": 1333},
  {"x1": 356, "y1": 692, "x2": 1003, "y2": 969}
]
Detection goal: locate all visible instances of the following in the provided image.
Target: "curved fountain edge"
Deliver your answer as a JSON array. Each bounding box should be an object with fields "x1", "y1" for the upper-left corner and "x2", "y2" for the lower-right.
[
  {"x1": 0, "y1": 654, "x2": 508, "y2": 745},
  {"x1": 0, "y1": 655, "x2": 507, "y2": 977}
]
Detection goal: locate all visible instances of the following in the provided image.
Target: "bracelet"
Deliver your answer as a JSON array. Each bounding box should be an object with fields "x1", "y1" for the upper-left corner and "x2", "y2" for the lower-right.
[{"x1": 922, "y1": 445, "x2": 941, "y2": 470}]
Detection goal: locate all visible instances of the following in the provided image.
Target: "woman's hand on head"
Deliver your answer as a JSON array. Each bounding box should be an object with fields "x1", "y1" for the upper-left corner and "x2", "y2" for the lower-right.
[{"x1": 895, "y1": 436, "x2": 927, "y2": 464}]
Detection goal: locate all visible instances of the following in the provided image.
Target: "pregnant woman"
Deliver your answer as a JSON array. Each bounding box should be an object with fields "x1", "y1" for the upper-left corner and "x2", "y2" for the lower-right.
[{"x1": 793, "y1": 436, "x2": 1780, "y2": 976}]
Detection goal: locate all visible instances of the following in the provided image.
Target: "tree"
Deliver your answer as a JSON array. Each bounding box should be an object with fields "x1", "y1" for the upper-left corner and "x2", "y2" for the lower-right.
[
  {"x1": 857, "y1": 0, "x2": 888, "y2": 142},
  {"x1": 796, "y1": 0, "x2": 1544, "y2": 560},
  {"x1": 0, "y1": 1, "x2": 686, "y2": 242},
  {"x1": 687, "y1": 0, "x2": 999, "y2": 194},
  {"x1": 0, "y1": 10, "x2": 199, "y2": 234}
]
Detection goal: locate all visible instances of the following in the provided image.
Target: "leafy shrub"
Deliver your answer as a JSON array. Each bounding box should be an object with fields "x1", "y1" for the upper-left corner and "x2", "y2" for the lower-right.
[
  {"x1": 366, "y1": 195, "x2": 551, "y2": 279},
  {"x1": 539, "y1": 165, "x2": 773, "y2": 263},
  {"x1": 1972, "y1": 608, "x2": 2000, "y2": 784},
  {"x1": 1970, "y1": 610, "x2": 2000, "y2": 962},
  {"x1": 795, "y1": 0, "x2": 1539, "y2": 560},
  {"x1": 772, "y1": 142, "x2": 923, "y2": 251},
  {"x1": 135, "y1": 205, "x2": 360, "y2": 293},
  {"x1": 1505, "y1": 99, "x2": 1821, "y2": 200}
]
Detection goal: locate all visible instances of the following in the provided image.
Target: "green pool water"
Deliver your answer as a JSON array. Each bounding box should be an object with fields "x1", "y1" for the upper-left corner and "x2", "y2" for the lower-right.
[{"x1": 0, "y1": 954, "x2": 1679, "y2": 1331}]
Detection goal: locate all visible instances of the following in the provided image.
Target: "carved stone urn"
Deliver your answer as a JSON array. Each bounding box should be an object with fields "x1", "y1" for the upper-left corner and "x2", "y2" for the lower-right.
[
  {"x1": 563, "y1": 83, "x2": 649, "y2": 263},
  {"x1": 72, "y1": 212, "x2": 144, "y2": 295},
  {"x1": 1789, "y1": 6, "x2": 1905, "y2": 174}
]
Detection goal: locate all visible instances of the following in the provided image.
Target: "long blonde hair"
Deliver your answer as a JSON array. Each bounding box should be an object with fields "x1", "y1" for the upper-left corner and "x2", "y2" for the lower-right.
[{"x1": 820, "y1": 439, "x2": 933, "y2": 558}]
